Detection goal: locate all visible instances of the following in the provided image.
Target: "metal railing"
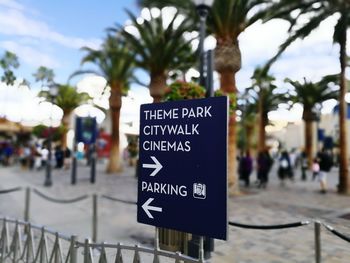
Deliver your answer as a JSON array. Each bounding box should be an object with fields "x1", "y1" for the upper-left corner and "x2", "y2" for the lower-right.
[
  {"x1": 1, "y1": 186, "x2": 350, "y2": 263},
  {"x1": 0, "y1": 217, "x2": 202, "y2": 263},
  {"x1": 0, "y1": 218, "x2": 76, "y2": 263}
]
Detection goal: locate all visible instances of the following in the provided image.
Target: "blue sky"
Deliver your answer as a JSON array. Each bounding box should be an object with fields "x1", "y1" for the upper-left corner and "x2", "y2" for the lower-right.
[
  {"x1": 0, "y1": 0, "x2": 138, "y2": 86},
  {"x1": 0, "y1": 0, "x2": 348, "y2": 126}
]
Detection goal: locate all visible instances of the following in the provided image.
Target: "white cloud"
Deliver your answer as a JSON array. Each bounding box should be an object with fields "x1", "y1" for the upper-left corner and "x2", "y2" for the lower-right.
[
  {"x1": 76, "y1": 75, "x2": 109, "y2": 109},
  {"x1": 0, "y1": 80, "x2": 63, "y2": 125},
  {"x1": 0, "y1": 40, "x2": 60, "y2": 68},
  {"x1": 239, "y1": 15, "x2": 342, "y2": 79},
  {"x1": 236, "y1": 15, "x2": 350, "y2": 122},
  {"x1": 0, "y1": 9, "x2": 101, "y2": 50},
  {"x1": 0, "y1": 0, "x2": 24, "y2": 11}
]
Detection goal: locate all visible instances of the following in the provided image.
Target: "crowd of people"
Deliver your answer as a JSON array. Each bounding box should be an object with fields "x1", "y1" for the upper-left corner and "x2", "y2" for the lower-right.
[
  {"x1": 1, "y1": 139, "x2": 336, "y2": 194},
  {"x1": 238, "y1": 148, "x2": 334, "y2": 193},
  {"x1": 0, "y1": 140, "x2": 72, "y2": 170}
]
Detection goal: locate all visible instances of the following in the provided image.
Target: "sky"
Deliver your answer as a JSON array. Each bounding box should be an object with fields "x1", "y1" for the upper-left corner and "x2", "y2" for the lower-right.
[{"x1": 0, "y1": 0, "x2": 348, "y2": 127}]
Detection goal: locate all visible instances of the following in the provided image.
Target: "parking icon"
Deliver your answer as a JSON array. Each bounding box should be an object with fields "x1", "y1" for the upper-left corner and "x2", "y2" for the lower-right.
[{"x1": 193, "y1": 183, "x2": 206, "y2": 199}]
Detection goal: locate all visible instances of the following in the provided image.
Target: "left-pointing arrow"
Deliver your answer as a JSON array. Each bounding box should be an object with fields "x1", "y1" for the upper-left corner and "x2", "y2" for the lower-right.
[
  {"x1": 142, "y1": 198, "x2": 162, "y2": 219},
  {"x1": 142, "y1": 156, "x2": 163, "y2": 177}
]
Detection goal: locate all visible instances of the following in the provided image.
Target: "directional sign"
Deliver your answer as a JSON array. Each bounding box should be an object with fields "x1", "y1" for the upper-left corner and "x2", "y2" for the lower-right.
[
  {"x1": 137, "y1": 96, "x2": 228, "y2": 240},
  {"x1": 142, "y1": 156, "x2": 163, "y2": 177}
]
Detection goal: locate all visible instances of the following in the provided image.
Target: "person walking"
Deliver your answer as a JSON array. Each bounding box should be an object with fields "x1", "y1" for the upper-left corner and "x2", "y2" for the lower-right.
[
  {"x1": 64, "y1": 147, "x2": 72, "y2": 170},
  {"x1": 278, "y1": 151, "x2": 291, "y2": 186},
  {"x1": 257, "y1": 151, "x2": 271, "y2": 188},
  {"x1": 317, "y1": 149, "x2": 333, "y2": 194},
  {"x1": 312, "y1": 157, "x2": 320, "y2": 181},
  {"x1": 54, "y1": 145, "x2": 64, "y2": 169},
  {"x1": 239, "y1": 151, "x2": 253, "y2": 187},
  {"x1": 300, "y1": 151, "x2": 308, "y2": 181}
]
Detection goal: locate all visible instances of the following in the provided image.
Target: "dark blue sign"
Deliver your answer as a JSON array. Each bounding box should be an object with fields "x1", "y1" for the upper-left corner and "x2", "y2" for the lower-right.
[
  {"x1": 137, "y1": 97, "x2": 228, "y2": 240},
  {"x1": 75, "y1": 117, "x2": 97, "y2": 145},
  {"x1": 317, "y1": 129, "x2": 325, "y2": 142}
]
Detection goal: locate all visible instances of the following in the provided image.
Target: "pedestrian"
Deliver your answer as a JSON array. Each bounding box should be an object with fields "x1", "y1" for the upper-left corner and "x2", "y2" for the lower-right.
[
  {"x1": 4, "y1": 142, "x2": 13, "y2": 166},
  {"x1": 54, "y1": 145, "x2": 64, "y2": 168},
  {"x1": 312, "y1": 157, "x2": 320, "y2": 181},
  {"x1": 317, "y1": 149, "x2": 333, "y2": 194},
  {"x1": 64, "y1": 147, "x2": 71, "y2": 170},
  {"x1": 278, "y1": 151, "x2": 291, "y2": 186},
  {"x1": 257, "y1": 151, "x2": 270, "y2": 188},
  {"x1": 239, "y1": 151, "x2": 253, "y2": 187},
  {"x1": 289, "y1": 148, "x2": 297, "y2": 177},
  {"x1": 41, "y1": 145, "x2": 49, "y2": 168},
  {"x1": 23, "y1": 145, "x2": 31, "y2": 169},
  {"x1": 33, "y1": 144, "x2": 42, "y2": 170},
  {"x1": 300, "y1": 151, "x2": 308, "y2": 181}
]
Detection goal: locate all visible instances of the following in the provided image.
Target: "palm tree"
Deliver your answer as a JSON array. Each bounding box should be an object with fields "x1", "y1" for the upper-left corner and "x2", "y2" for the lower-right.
[
  {"x1": 114, "y1": 10, "x2": 195, "y2": 103},
  {"x1": 250, "y1": 68, "x2": 279, "y2": 153},
  {"x1": 265, "y1": 0, "x2": 350, "y2": 194},
  {"x1": 247, "y1": 81, "x2": 287, "y2": 156},
  {"x1": 72, "y1": 34, "x2": 135, "y2": 173},
  {"x1": 39, "y1": 84, "x2": 90, "y2": 149},
  {"x1": 0, "y1": 51, "x2": 19, "y2": 86},
  {"x1": 139, "y1": 0, "x2": 275, "y2": 194},
  {"x1": 238, "y1": 93, "x2": 257, "y2": 155},
  {"x1": 33, "y1": 66, "x2": 55, "y2": 87},
  {"x1": 285, "y1": 75, "x2": 338, "y2": 167}
]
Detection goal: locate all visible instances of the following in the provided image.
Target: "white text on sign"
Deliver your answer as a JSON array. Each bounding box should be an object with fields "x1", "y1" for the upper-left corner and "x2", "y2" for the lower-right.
[
  {"x1": 142, "y1": 106, "x2": 213, "y2": 152},
  {"x1": 144, "y1": 106, "x2": 212, "y2": 120}
]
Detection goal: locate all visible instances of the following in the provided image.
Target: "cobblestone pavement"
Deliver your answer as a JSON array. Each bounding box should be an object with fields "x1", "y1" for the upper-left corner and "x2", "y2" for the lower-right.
[{"x1": 0, "y1": 161, "x2": 350, "y2": 262}]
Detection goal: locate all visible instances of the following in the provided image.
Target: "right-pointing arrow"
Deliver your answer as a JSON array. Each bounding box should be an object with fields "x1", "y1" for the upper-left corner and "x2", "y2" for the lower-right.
[
  {"x1": 142, "y1": 198, "x2": 162, "y2": 219},
  {"x1": 142, "y1": 156, "x2": 163, "y2": 177}
]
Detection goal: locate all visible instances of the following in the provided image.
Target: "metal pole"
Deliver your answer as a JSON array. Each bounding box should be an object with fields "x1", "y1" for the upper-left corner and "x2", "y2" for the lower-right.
[
  {"x1": 198, "y1": 15, "x2": 207, "y2": 88},
  {"x1": 44, "y1": 126, "x2": 53, "y2": 186},
  {"x1": 154, "y1": 227, "x2": 159, "y2": 250},
  {"x1": 70, "y1": 235, "x2": 78, "y2": 263},
  {"x1": 314, "y1": 221, "x2": 321, "y2": 263},
  {"x1": 83, "y1": 238, "x2": 90, "y2": 263},
  {"x1": 199, "y1": 236, "x2": 204, "y2": 262},
  {"x1": 90, "y1": 144, "x2": 96, "y2": 184},
  {"x1": 71, "y1": 118, "x2": 78, "y2": 185},
  {"x1": 153, "y1": 227, "x2": 160, "y2": 263},
  {"x1": 24, "y1": 187, "x2": 30, "y2": 222},
  {"x1": 92, "y1": 194, "x2": 98, "y2": 242},
  {"x1": 206, "y1": 49, "x2": 214, "y2": 98}
]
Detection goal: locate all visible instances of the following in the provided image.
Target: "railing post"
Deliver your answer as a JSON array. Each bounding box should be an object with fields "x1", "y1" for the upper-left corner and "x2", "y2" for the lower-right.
[
  {"x1": 153, "y1": 227, "x2": 160, "y2": 263},
  {"x1": 154, "y1": 227, "x2": 159, "y2": 250},
  {"x1": 83, "y1": 239, "x2": 90, "y2": 263},
  {"x1": 314, "y1": 221, "x2": 321, "y2": 263},
  {"x1": 90, "y1": 144, "x2": 96, "y2": 184},
  {"x1": 71, "y1": 119, "x2": 78, "y2": 185},
  {"x1": 92, "y1": 194, "x2": 98, "y2": 243},
  {"x1": 24, "y1": 187, "x2": 31, "y2": 222},
  {"x1": 199, "y1": 236, "x2": 204, "y2": 263},
  {"x1": 70, "y1": 235, "x2": 78, "y2": 263}
]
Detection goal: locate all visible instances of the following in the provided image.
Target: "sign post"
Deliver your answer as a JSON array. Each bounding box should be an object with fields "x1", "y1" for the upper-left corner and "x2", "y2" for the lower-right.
[
  {"x1": 137, "y1": 96, "x2": 228, "y2": 240},
  {"x1": 72, "y1": 117, "x2": 97, "y2": 184}
]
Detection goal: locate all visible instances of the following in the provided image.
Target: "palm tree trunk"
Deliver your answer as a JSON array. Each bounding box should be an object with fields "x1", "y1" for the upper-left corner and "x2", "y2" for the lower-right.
[
  {"x1": 216, "y1": 39, "x2": 241, "y2": 195},
  {"x1": 61, "y1": 111, "x2": 72, "y2": 149},
  {"x1": 150, "y1": 73, "x2": 167, "y2": 103},
  {"x1": 338, "y1": 26, "x2": 349, "y2": 194},
  {"x1": 246, "y1": 124, "x2": 254, "y2": 155},
  {"x1": 258, "y1": 92, "x2": 265, "y2": 152},
  {"x1": 106, "y1": 86, "x2": 122, "y2": 173},
  {"x1": 219, "y1": 70, "x2": 238, "y2": 195},
  {"x1": 304, "y1": 119, "x2": 313, "y2": 168}
]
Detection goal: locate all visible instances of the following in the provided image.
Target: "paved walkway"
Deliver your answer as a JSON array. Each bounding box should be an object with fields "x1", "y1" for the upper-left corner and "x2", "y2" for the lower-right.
[{"x1": 0, "y1": 161, "x2": 350, "y2": 262}]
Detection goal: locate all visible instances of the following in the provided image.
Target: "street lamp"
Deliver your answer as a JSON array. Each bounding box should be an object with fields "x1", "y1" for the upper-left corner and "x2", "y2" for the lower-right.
[
  {"x1": 44, "y1": 83, "x2": 59, "y2": 187},
  {"x1": 257, "y1": 80, "x2": 269, "y2": 152},
  {"x1": 193, "y1": 0, "x2": 214, "y2": 89},
  {"x1": 191, "y1": 1, "x2": 215, "y2": 259}
]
